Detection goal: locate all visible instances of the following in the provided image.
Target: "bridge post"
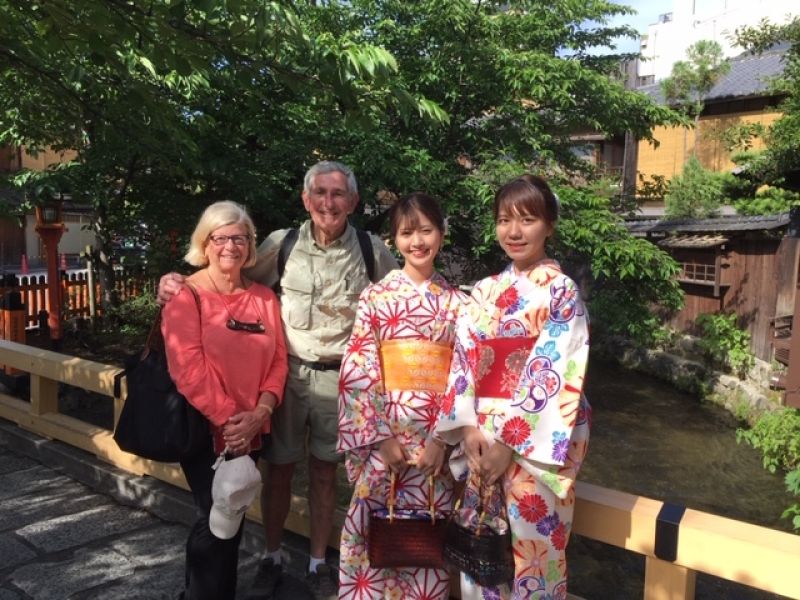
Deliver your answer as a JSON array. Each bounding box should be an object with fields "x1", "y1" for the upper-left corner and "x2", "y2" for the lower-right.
[
  {"x1": 644, "y1": 557, "x2": 696, "y2": 599},
  {"x1": 30, "y1": 374, "x2": 59, "y2": 415},
  {"x1": 1, "y1": 283, "x2": 26, "y2": 376}
]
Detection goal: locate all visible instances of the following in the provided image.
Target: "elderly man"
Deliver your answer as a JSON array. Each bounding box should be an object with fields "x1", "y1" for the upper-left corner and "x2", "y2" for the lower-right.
[{"x1": 159, "y1": 161, "x2": 396, "y2": 599}]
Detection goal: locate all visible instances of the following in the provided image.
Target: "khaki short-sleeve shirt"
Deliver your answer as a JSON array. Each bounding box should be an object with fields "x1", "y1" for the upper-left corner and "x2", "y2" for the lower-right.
[{"x1": 246, "y1": 220, "x2": 397, "y2": 362}]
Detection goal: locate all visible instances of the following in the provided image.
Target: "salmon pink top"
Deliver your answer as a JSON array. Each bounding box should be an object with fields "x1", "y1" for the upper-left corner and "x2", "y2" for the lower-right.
[{"x1": 162, "y1": 282, "x2": 288, "y2": 433}]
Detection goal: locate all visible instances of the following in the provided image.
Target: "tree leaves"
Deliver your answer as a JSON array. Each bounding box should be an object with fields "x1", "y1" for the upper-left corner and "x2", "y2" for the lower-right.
[{"x1": 2, "y1": 0, "x2": 681, "y2": 330}]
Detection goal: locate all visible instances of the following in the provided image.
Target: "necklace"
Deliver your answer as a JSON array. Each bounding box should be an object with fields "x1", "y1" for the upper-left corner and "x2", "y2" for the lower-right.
[{"x1": 206, "y1": 271, "x2": 265, "y2": 333}]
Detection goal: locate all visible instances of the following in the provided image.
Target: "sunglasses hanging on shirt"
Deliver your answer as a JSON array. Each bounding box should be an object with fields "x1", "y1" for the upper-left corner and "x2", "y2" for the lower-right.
[
  {"x1": 226, "y1": 318, "x2": 266, "y2": 333},
  {"x1": 206, "y1": 271, "x2": 266, "y2": 334}
]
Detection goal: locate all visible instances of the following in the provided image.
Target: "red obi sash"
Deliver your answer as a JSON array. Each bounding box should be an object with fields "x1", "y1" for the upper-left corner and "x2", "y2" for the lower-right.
[{"x1": 475, "y1": 337, "x2": 535, "y2": 399}]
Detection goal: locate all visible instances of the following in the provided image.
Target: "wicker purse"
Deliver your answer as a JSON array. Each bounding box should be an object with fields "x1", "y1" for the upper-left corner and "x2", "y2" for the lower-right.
[
  {"x1": 443, "y1": 474, "x2": 515, "y2": 587},
  {"x1": 367, "y1": 471, "x2": 448, "y2": 569}
]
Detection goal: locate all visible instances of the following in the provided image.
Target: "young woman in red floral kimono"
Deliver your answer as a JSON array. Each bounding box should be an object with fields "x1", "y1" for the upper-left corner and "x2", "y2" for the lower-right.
[
  {"x1": 436, "y1": 175, "x2": 591, "y2": 600},
  {"x1": 337, "y1": 193, "x2": 465, "y2": 600}
]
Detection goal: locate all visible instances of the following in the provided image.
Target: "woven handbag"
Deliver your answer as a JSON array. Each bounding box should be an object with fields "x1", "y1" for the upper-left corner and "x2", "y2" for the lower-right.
[
  {"x1": 443, "y1": 475, "x2": 515, "y2": 587},
  {"x1": 367, "y1": 471, "x2": 448, "y2": 569},
  {"x1": 113, "y1": 286, "x2": 209, "y2": 462}
]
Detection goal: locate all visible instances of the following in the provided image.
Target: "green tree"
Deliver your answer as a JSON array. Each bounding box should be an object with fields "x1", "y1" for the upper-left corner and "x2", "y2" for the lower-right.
[
  {"x1": 0, "y1": 0, "x2": 435, "y2": 306},
  {"x1": 734, "y1": 17, "x2": 800, "y2": 191},
  {"x1": 556, "y1": 184, "x2": 684, "y2": 344},
  {"x1": 733, "y1": 185, "x2": 800, "y2": 216},
  {"x1": 2, "y1": 0, "x2": 684, "y2": 342},
  {"x1": 299, "y1": 2, "x2": 680, "y2": 265},
  {"x1": 664, "y1": 156, "x2": 724, "y2": 218},
  {"x1": 661, "y1": 40, "x2": 731, "y2": 158}
]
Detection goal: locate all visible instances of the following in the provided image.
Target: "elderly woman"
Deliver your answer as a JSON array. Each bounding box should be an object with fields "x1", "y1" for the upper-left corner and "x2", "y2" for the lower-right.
[{"x1": 162, "y1": 200, "x2": 288, "y2": 600}]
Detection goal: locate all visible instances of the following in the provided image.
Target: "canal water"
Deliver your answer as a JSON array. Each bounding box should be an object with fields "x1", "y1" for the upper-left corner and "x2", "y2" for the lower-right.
[{"x1": 567, "y1": 360, "x2": 796, "y2": 599}]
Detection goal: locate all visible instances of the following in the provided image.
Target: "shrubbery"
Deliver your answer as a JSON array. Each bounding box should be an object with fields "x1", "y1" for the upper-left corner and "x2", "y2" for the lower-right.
[
  {"x1": 734, "y1": 186, "x2": 800, "y2": 216},
  {"x1": 664, "y1": 156, "x2": 725, "y2": 218},
  {"x1": 737, "y1": 408, "x2": 800, "y2": 530},
  {"x1": 102, "y1": 290, "x2": 159, "y2": 338},
  {"x1": 695, "y1": 313, "x2": 755, "y2": 378}
]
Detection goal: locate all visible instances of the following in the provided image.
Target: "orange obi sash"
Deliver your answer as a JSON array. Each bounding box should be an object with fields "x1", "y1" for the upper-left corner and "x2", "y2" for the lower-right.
[
  {"x1": 475, "y1": 337, "x2": 535, "y2": 399},
  {"x1": 379, "y1": 339, "x2": 453, "y2": 393}
]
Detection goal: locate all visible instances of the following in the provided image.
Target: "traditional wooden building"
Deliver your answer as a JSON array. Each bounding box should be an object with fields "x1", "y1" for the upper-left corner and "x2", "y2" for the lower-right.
[
  {"x1": 636, "y1": 45, "x2": 787, "y2": 183},
  {"x1": 628, "y1": 212, "x2": 799, "y2": 362}
]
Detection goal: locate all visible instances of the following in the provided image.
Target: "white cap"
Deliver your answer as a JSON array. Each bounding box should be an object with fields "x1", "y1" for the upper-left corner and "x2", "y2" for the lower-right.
[{"x1": 209, "y1": 455, "x2": 261, "y2": 540}]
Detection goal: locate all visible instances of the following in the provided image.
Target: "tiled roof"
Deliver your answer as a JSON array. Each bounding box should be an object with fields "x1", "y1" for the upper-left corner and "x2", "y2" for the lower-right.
[
  {"x1": 657, "y1": 234, "x2": 728, "y2": 248},
  {"x1": 638, "y1": 44, "x2": 788, "y2": 104},
  {"x1": 625, "y1": 213, "x2": 790, "y2": 234}
]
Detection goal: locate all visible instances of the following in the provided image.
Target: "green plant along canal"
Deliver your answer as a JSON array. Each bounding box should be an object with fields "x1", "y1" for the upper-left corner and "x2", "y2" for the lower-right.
[{"x1": 566, "y1": 360, "x2": 795, "y2": 599}]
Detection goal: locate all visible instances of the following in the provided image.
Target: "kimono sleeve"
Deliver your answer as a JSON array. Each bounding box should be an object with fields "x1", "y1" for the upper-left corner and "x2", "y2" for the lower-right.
[
  {"x1": 336, "y1": 286, "x2": 392, "y2": 480},
  {"x1": 434, "y1": 298, "x2": 480, "y2": 445},
  {"x1": 494, "y1": 274, "x2": 589, "y2": 468}
]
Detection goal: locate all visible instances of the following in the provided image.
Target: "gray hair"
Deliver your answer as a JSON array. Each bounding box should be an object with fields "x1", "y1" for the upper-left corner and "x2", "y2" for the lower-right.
[
  {"x1": 303, "y1": 161, "x2": 358, "y2": 198},
  {"x1": 184, "y1": 200, "x2": 258, "y2": 268}
]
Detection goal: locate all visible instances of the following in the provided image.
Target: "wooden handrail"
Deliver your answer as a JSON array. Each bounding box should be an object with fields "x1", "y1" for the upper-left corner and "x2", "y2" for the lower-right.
[{"x1": 0, "y1": 339, "x2": 798, "y2": 600}]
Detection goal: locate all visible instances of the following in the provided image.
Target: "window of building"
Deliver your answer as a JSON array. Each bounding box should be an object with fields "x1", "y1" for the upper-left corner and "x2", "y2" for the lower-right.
[{"x1": 679, "y1": 259, "x2": 716, "y2": 284}]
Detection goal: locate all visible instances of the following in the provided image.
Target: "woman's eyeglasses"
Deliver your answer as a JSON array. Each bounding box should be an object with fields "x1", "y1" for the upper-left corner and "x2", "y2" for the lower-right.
[{"x1": 208, "y1": 234, "x2": 250, "y2": 246}]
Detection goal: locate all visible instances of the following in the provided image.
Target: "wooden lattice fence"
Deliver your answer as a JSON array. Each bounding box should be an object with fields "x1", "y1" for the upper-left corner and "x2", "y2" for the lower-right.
[{"x1": 0, "y1": 268, "x2": 155, "y2": 328}]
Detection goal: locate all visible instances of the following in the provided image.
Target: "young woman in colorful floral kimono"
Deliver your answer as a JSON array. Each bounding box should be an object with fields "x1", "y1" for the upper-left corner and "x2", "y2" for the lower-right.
[
  {"x1": 436, "y1": 175, "x2": 591, "y2": 600},
  {"x1": 337, "y1": 193, "x2": 466, "y2": 600}
]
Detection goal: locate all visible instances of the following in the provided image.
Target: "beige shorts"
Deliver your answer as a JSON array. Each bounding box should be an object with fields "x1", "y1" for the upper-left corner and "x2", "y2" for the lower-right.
[{"x1": 263, "y1": 357, "x2": 342, "y2": 464}]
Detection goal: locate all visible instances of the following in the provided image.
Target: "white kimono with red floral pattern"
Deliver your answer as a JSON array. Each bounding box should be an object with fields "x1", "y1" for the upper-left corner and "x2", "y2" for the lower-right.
[
  {"x1": 436, "y1": 259, "x2": 591, "y2": 600},
  {"x1": 337, "y1": 269, "x2": 465, "y2": 600}
]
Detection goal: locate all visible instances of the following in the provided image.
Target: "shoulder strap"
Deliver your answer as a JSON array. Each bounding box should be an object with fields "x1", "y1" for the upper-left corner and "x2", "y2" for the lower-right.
[
  {"x1": 274, "y1": 227, "x2": 375, "y2": 291},
  {"x1": 355, "y1": 228, "x2": 376, "y2": 283},
  {"x1": 117, "y1": 283, "x2": 201, "y2": 398},
  {"x1": 185, "y1": 283, "x2": 201, "y2": 313},
  {"x1": 146, "y1": 284, "x2": 201, "y2": 355},
  {"x1": 275, "y1": 228, "x2": 299, "y2": 295}
]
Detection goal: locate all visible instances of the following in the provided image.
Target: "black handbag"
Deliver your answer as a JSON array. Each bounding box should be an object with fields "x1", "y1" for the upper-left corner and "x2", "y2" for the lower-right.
[
  {"x1": 443, "y1": 475, "x2": 515, "y2": 587},
  {"x1": 113, "y1": 286, "x2": 209, "y2": 462}
]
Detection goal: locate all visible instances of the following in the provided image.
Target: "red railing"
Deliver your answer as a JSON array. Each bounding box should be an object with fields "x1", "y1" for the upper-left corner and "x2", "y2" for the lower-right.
[{"x1": 0, "y1": 269, "x2": 154, "y2": 328}]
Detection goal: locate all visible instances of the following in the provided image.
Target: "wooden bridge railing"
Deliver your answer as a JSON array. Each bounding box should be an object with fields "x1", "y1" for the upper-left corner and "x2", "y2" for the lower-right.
[{"x1": 0, "y1": 338, "x2": 798, "y2": 600}]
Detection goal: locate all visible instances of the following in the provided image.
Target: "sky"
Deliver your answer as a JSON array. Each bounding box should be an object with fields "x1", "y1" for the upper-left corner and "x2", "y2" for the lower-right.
[{"x1": 603, "y1": 0, "x2": 674, "y2": 54}]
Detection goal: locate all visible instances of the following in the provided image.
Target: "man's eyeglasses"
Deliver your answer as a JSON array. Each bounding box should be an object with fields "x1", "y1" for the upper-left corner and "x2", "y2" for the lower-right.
[{"x1": 208, "y1": 234, "x2": 250, "y2": 246}]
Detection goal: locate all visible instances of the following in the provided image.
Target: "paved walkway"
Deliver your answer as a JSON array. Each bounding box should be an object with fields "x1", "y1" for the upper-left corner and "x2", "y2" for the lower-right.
[{"x1": 0, "y1": 420, "x2": 316, "y2": 600}]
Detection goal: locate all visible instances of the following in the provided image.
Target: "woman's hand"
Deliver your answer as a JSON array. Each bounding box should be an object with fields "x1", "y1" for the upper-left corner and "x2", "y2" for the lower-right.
[
  {"x1": 222, "y1": 409, "x2": 264, "y2": 455},
  {"x1": 379, "y1": 437, "x2": 409, "y2": 474},
  {"x1": 463, "y1": 426, "x2": 488, "y2": 472},
  {"x1": 480, "y1": 441, "x2": 514, "y2": 486},
  {"x1": 416, "y1": 438, "x2": 446, "y2": 477}
]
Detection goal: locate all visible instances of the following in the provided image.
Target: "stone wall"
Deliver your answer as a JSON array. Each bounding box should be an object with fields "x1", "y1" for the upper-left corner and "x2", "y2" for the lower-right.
[{"x1": 595, "y1": 335, "x2": 781, "y2": 422}]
